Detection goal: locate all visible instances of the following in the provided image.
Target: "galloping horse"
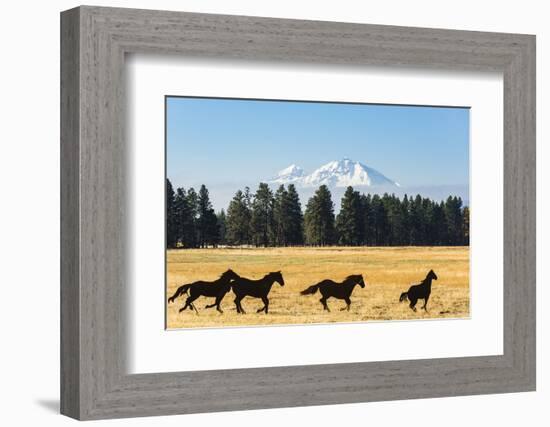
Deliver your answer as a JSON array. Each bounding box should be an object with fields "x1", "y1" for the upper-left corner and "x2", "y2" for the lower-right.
[
  {"x1": 230, "y1": 271, "x2": 285, "y2": 314},
  {"x1": 204, "y1": 270, "x2": 242, "y2": 312},
  {"x1": 300, "y1": 274, "x2": 365, "y2": 312},
  {"x1": 399, "y1": 269, "x2": 438, "y2": 312},
  {"x1": 167, "y1": 269, "x2": 240, "y2": 314}
]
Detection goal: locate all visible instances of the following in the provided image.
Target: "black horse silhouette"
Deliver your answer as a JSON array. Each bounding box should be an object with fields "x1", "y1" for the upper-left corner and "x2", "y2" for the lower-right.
[
  {"x1": 167, "y1": 269, "x2": 240, "y2": 314},
  {"x1": 399, "y1": 269, "x2": 438, "y2": 312},
  {"x1": 300, "y1": 274, "x2": 365, "y2": 312},
  {"x1": 230, "y1": 271, "x2": 285, "y2": 314},
  {"x1": 204, "y1": 270, "x2": 242, "y2": 313}
]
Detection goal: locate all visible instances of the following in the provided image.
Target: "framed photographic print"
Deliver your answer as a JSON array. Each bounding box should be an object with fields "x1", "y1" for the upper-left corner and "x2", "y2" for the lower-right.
[
  {"x1": 61, "y1": 6, "x2": 536, "y2": 420},
  {"x1": 164, "y1": 97, "x2": 471, "y2": 329}
]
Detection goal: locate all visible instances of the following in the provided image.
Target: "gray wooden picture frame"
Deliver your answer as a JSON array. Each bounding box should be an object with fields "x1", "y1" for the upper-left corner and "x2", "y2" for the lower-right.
[{"x1": 60, "y1": 5, "x2": 536, "y2": 420}]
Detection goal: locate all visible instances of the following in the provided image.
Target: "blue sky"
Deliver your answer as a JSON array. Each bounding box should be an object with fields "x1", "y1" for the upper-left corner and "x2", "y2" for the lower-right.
[{"x1": 166, "y1": 97, "x2": 469, "y2": 191}]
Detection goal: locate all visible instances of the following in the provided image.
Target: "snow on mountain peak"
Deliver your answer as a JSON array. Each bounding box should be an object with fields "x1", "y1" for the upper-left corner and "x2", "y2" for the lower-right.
[
  {"x1": 270, "y1": 158, "x2": 399, "y2": 188},
  {"x1": 271, "y1": 164, "x2": 306, "y2": 183}
]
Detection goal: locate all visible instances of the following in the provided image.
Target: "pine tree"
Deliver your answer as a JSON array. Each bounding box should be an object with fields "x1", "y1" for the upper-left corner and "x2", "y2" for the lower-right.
[
  {"x1": 226, "y1": 190, "x2": 252, "y2": 245},
  {"x1": 250, "y1": 183, "x2": 275, "y2": 247},
  {"x1": 217, "y1": 209, "x2": 227, "y2": 246},
  {"x1": 370, "y1": 194, "x2": 387, "y2": 246},
  {"x1": 431, "y1": 201, "x2": 447, "y2": 245},
  {"x1": 336, "y1": 186, "x2": 364, "y2": 245},
  {"x1": 304, "y1": 185, "x2": 335, "y2": 246},
  {"x1": 384, "y1": 194, "x2": 406, "y2": 246},
  {"x1": 273, "y1": 185, "x2": 290, "y2": 246},
  {"x1": 173, "y1": 187, "x2": 186, "y2": 246},
  {"x1": 272, "y1": 184, "x2": 304, "y2": 246},
  {"x1": 444, "y1": 196, "x2": 463, "y2": 245},
  {"x1": 197, "y1": 185, "x2": 210, "y2": 247},
  {"x1": 196, "y1": 185, "x2": 219, "y2": 248},
  {"x1": 409, "y1": 194, "x2": 426, "y2": 245},
  {"x1": 402, "y1": 194, "x2": 411, "y2": 246},
  {"x1": 166, "y1": 179, "x2": 177, "y2": 248},
  {"x1": 286, "y1": 184, "x2": 304, "y2": 245},
  {"x1": 243, "y1": 186, "x2": 253, "y2": 210},
  {"x1": 206, "y1": 208, "x2": 219, "y2": 247},
  {"x1": 421, "y1": 197, "x2": 435, "y2": 245},
  {"x1": 181, "y1": 187, "x2": 199, "y2": 248},
  {"x1": 462, "y1": 206, "x2": 470, "y2": 245},
  {"x1": 361, "y1": 194, "x2": 373, "y2": 245}
]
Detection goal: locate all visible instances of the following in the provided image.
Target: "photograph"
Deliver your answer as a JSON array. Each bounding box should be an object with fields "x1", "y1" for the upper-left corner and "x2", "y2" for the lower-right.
[{"x1": 165, "y1": 96, "x2": 470, "y2": 329}]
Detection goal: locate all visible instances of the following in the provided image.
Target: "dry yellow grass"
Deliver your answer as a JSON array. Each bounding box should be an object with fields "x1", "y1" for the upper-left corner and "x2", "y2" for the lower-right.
[{"x1": 166, "y1": 246, "x2": 469, "y2": 329}]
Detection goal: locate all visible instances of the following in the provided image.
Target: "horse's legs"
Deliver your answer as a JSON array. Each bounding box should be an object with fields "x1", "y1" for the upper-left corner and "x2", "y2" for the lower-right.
[
  {"x1": 422, "y1": 295, "x2": 430, "y2": 312},
  {"x1": 216, "y1": 299, "x2": 224, "y2": 314},
  {"x1": 257, "y1": 296, "x2": 269, "y2": 314},
  {"x1": 179, "y1": 297, "x2": 193, "y2": 312},
  {"x1": 341, "y1": 297, "x2": 351, "y2": 311},
  {"x1": 320, "y1": 297, "x2": 330, "y2": 312},
  {"x1": 235, "y1": 296, "x2": 246, "y2": 314},
  {"x1": 409, "y1": 298, "x2": 418, "y2": 312},
  {"x1": 206, "y1": 295, "x2": 224, "y2": 313},
  {"x1": 181, "y1": 295, "x2": 199, "y2": 314}
]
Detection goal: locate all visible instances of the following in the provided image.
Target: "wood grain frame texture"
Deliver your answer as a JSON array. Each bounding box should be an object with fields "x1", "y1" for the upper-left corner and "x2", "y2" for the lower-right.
[{"x1": 60, "y1": 5, "x2": 536, "y2": 420}]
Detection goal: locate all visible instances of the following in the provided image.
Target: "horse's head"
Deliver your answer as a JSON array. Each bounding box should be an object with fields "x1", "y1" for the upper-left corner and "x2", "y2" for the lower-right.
[
  {"x1": 427, "y1": 269, "x2": 438, "y2": 281},
  {"x1": 347, "y1": 274, "x2": 366, "y2": 288},
  {"x1": 270, "y1": 271, "x2": 285, "y2": 286},
  {"x1": 222, "y1": 269, "x2": 240, "y2": 281}
]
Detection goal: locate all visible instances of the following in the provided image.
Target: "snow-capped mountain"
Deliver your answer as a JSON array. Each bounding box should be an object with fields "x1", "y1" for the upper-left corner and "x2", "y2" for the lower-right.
[
  {"x1": 270, "y1": 158, "x2": 399, "y2": 188},
  {"x1": 271, "y1": 164, "x2": 306, "y2": 184}
]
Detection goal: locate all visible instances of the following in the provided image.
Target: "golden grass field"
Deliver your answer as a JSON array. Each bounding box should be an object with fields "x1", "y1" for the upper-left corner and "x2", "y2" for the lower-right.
[{"x1": 166, "y1": 246, "x2": 469, "y2": 329}]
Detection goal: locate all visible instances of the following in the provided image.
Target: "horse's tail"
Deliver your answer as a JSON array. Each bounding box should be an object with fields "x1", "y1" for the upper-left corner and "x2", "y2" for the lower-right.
[
  {"x1": 300, "y1": 284, "x2": 320, "y2": 295},
  {"x1": 399, "y1": 292, "x2": 408, "y2": 303},
  {"x1": 168, "y1": 284, "x2": 192, "y2": 303}
]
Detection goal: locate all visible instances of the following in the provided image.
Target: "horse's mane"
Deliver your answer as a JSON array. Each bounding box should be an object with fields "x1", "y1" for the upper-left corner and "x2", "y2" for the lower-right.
[
  {"x1": 345, "y1": 274, "x2": 361, "y2": 281},
  {"x1": 220, "y1": 269, "x2": 238, "y2": 279}
]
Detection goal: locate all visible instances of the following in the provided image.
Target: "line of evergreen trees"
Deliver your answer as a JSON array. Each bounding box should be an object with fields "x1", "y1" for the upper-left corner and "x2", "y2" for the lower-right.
[{"x1": 166, "y1": 179, "x2": 469, "y2": 248}]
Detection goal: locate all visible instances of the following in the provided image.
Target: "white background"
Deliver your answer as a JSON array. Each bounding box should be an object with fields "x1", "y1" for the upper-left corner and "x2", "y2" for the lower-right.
[
  {"x1": 128, "y1": 58, "x2": 503, "y2": 373},
  {"x1": 0, "y1": 1, "x2": 547, "y2": 426}
]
